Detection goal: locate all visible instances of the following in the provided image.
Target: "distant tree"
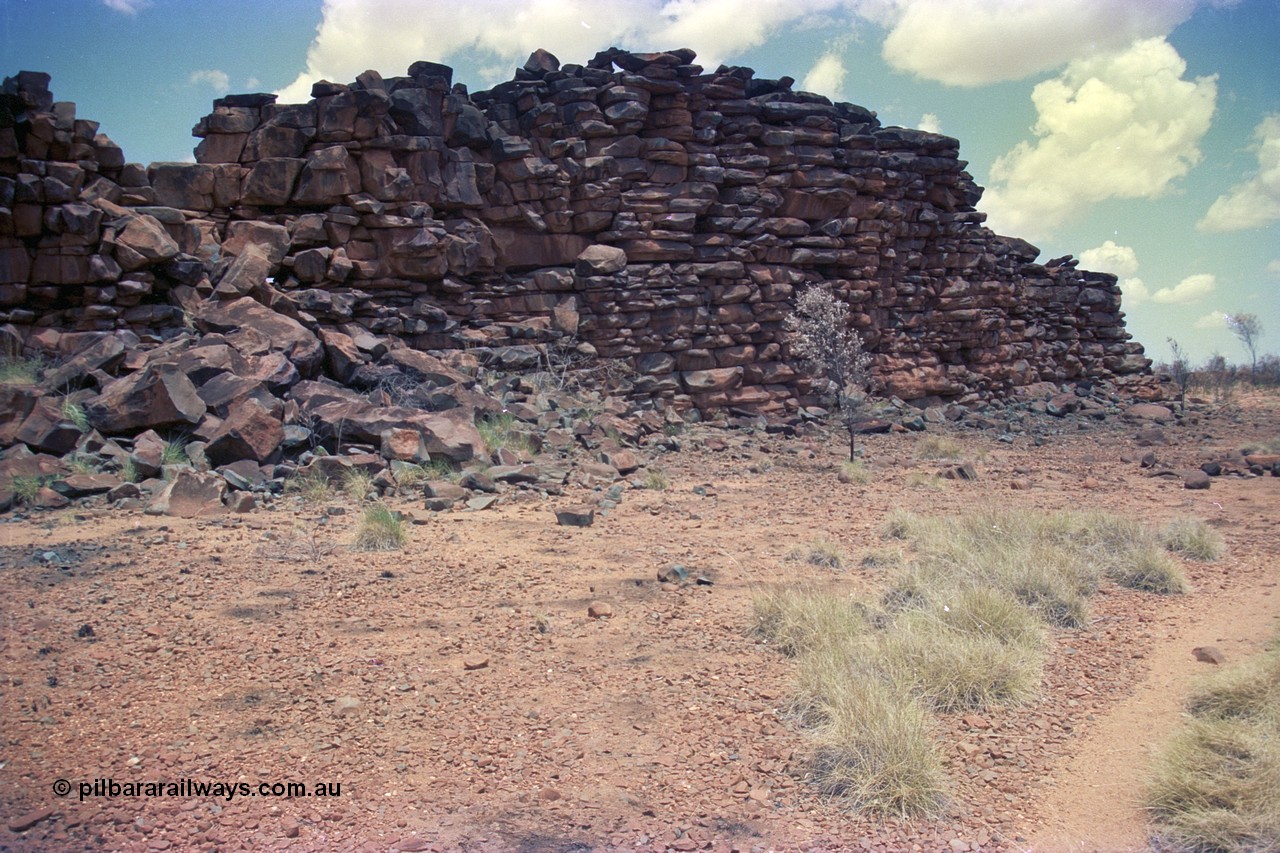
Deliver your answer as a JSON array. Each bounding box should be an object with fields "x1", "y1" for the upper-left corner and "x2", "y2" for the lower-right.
[
  {"x1": 1225, "y1": 313, "x2": 1262, "y2": 378},
  {"x1": 1166, "y1": 338, "x2": 1192, "y2": 413},
  {"x1": 785, "y1": 284, "x2": 875, "y2": 461}
]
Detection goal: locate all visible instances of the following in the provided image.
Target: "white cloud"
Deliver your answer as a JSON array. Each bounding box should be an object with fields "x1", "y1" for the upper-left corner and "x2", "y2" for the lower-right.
[
  {"x1": 802, "y1": 53, "x2": 847, "y2": 101},
  {"x1": 1080, "y1": 240, "x2": 1140, "y2": 277},
  {"x1": 1151, "y1": 273, "x2": 1217, "y2": 305},
  {"x1": 188, "y1": 70, "x2": 231, "y2": 93},
  {"x1": 101, "y1": 0, "x2": 149, "y2": 14},
  {"x1": 1119, "y1": 278, "x2": 1151, "y2": 308},
  {"x1": 878, "y1": 0, "x2": 1199, "y2": 86},
  {"x1": 981, "y1": 37, "x2": 1216, "y2": 238},
  {"x1": 1193, "y1": 310, "x2": 1227, "y2": 330},
  {"x1": 917, "y1": 112, "x2": 941, "y2": 134},
  {"x1": 1268, "y1": 259, "x2": 1280, "y2": 278},
  {"x1": 1198, "y1": 113, "x2": 1280, "y2": 232}
]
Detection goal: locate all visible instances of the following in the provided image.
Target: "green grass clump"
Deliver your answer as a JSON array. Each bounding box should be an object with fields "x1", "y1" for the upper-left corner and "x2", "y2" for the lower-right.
[
  {"x1": 1161, "y1": 519, "x2": 1225, "y2": 562},
  {"x1": 353, "y1": 502, "x2": 408, "y2": 551},
  {"x1": 61, "y1": 399, "x2": 90, "y2": 432},
  {"x1": 915, "y1": 435, "x2": 964, "y2": 460},
  {"x1": 476, "y1": 413, "x2": 534, "y2": 456},
  {"x1": 1147, "y1": 638, "x2": 1280, "y2": 852},
  {"x1": 161, "y1": 439, "x2": 189, "y2": 467},
  {"x1": 8, "y1": 474, "x2": 48, "y2": 504}
]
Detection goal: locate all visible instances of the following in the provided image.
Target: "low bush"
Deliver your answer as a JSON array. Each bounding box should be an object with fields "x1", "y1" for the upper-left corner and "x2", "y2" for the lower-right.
[
  {"x1": 915, "y1": 435, "x2": 964, "y2": 460},
  {"x1": 838, "y1": 459, "x2": 873, "y2": 485}
]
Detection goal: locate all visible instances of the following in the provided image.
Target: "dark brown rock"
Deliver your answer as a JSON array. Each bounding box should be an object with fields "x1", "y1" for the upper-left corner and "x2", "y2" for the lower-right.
[{"x1": 86, "y1": 364, "x2": 205, "y2": 433}]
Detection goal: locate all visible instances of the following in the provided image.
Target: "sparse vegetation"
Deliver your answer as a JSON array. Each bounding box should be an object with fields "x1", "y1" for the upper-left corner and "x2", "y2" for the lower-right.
[
  {"x1": 353, "y1": 502, "x2": 408, "y2": 551},
  {"x1": 161, "y1": 439, "x2": 189, "y2": 467},
  {"x1": 476, "y1": 412, "x2": 534, "y2": 456},
  {"x1": 8, "y1": 474, "x2": 48, "y2": 505},
  {"x1": 1161, "y1": 519, "x2": 1226, "y2": 562},
  {"x1": 1166, "y1": 339, "x2": 1192, "y2": 413},
  {"x1": 643, "y1": 467, "x2": 670, "y2": 490},
  {"x1": 119, "y1": 459, "x2": 140, "y2": 484},
  {"x1": 1146, "y1": 635, "x2": 1280, "y2": 852},
  {"x1": 61, "y1": 398, "x2": 90, "y2": 432},
  {"x1": 421, "y1": 457, "x2": 460, "y2": 482},
  {"x1": 1226, "y1": 313, "x2": 1263, "y2": 379},
  {"x1": 284, "y1": 469, "x2": 333, "y2": 504},
  {"x1": 340, "y1": 467, "x2": 376, "y2": 502},
  {"x1": 786, "y1": 537, "x2": 846, "y2": 570},
  {"x1": 904, "y1": 471, "x2": 947, "y2": 490},
  {"x1": 915, "y1": 435, "x2": 963, "y2": 460},
  {"x1": 0, "y1": 353, "x2": 42, "y2": 385},
  {"x1": 758, "y1": 507, "x2": 1198, "y2": 816},
  {"x1": 65, "y1": 454, "x2": 98, "y2": 475},
  {"x1": 838, "y1": 459, "x2": 873, "y2": 485}
]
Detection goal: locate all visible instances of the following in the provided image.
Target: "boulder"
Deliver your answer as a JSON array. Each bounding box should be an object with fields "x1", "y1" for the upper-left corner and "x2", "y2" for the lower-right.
[
  {"x1": 86, "y1": 365, "x2": 205, "y2": 433},
  {"x1": 203, "y1": 399, "x2": 283, "y2": 465},
  {"x1": 145, "y1": 469, "x2": 227, "y2": 517}
]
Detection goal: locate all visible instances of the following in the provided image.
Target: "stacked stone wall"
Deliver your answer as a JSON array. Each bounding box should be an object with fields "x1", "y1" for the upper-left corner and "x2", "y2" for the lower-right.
[{"x1": 0, "y1": 49, "x2": 1150, "y2": 412}]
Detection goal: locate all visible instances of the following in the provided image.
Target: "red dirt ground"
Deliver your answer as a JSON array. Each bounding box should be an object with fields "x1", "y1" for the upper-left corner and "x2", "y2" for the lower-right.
[{"x1": 2, "y1": 395, "x2": 1278, "y2": 852}]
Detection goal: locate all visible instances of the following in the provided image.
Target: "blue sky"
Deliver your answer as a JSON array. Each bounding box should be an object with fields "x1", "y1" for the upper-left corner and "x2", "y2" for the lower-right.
[{"x1": 3, "y1": 0, "x2": 1276, "y2": 366}]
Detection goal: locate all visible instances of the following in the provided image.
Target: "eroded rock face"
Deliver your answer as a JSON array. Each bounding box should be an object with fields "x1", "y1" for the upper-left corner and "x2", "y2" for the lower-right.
[{"x1": 1, "y1": 49, "x2": 1152, "y2": 425}]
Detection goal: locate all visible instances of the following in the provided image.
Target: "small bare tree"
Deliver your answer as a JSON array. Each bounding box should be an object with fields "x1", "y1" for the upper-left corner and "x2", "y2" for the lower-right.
[
  {"x1": 1166, "y1": 338, "x2": 1191, "y2": 413},
  {"x1": 1225, "y1": 313, "x2": 1262, "y2": 379},
  {"x1": 786, "y1": 284, "x2": 875, "y2": 461}
]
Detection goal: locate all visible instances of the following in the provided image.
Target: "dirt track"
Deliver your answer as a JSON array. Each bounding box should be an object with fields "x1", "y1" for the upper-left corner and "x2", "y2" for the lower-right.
[{"x1": 2, "y1": 396, "x2": 1278, "y2": 852}]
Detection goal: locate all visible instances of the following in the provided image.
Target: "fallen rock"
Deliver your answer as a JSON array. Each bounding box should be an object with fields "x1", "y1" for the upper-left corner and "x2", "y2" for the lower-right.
[
  {"x1": 587, "y1": 600, "x2": 614, "y2": 619},
  {"x1": 1183, "y1": 470, "x2": 1212, "y2": 490},
  {"x1": 555, "y1": 506, "x2": 595, "y2": 527},
  {"x1": 1192, "y1": 646, "x2": 1226, "y2": 665},
  {"x1": 145, "y1": 469, "x2": 226, "y2": 517},
  {"x1": 86, "y1": 364, "x2": 205, "y2": 433}
]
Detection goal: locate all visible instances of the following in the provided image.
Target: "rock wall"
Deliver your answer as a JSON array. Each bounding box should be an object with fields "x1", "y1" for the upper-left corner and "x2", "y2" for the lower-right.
[{"x1": 0, "y1": 49, "x2": 1150, "y2": 413}]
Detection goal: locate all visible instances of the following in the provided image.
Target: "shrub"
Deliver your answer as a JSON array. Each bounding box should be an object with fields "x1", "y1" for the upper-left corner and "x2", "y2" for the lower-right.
[
  {"x1": 904, "y1": 471, "x2": 947, "y2": 490},
  {"x1": 421, "y1": 457, "x2": 460, "y2": 482},
  {"x1": 1147, "y1": 639, "x2": 1280, "y2": 852},
  {"x1": 353, "y1": 503, "x2": 408, "y2": 551},
  {"x1": 119, "y1": 459, "x2": 140, "y2": 484},
  {"x1": 1161, "y1": 519, "x2": 1225, "y2": 562}
]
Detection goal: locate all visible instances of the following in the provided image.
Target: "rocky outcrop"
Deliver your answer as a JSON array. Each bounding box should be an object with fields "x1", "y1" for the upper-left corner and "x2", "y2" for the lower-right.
[{"x1": 1, "y1": 49, "x2": 1151, "y2": 419}]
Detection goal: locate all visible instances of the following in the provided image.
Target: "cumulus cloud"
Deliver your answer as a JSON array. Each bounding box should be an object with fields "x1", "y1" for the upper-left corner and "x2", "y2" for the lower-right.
[
  {"x1": 1080, "y1": 240, "x2": 1140, "y2": 277},
  {"x1": 917, "y1": 112, "x2": 941, "y2": 134},
  {"x1": 878, "y1": 0, "x2": 1199, "y2": 86},
  {"x1": 981, "y1": 37, "x2": 1216, "y2": 237},
  {"x1": 101, "y1": 0, "x2": 149, "y2": 14},
  {"x1": 275, "y1": 0, "x2": 853, "y2": 103},
  {"x1": 1080, "y1": 241, "x2": 1147, "y2": 306},
  {"x1": 1193, "y1": 310, "x2": 1227, "y2": 330},
  {"x1": 1151, "y1": 273, "x2": 1217, "y2": 305},
  {"x1": 1198, "y1": 113, "x2": 1280, "y2": 232},
  {"x1": 188, "y1": 70, "x2": 231, "y2": 93},
  {"x1": 802, "y1": 53, "x2": 847, "y2": 101}
]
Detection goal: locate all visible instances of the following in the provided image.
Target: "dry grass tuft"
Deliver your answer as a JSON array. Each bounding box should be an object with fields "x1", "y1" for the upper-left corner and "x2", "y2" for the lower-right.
[
  {"x1": 1147, "y1": 638, "x2": 1280, "y2": 852},
  {"x1": 353, "y1": 503, "x2": 408, "y2": 551},
  {"x1": 915, "y1": 435, "x2": 964, "y2": 460},
  {"x1": 1161, "y1": 519, "x2": 1226, "y2": 562}
]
